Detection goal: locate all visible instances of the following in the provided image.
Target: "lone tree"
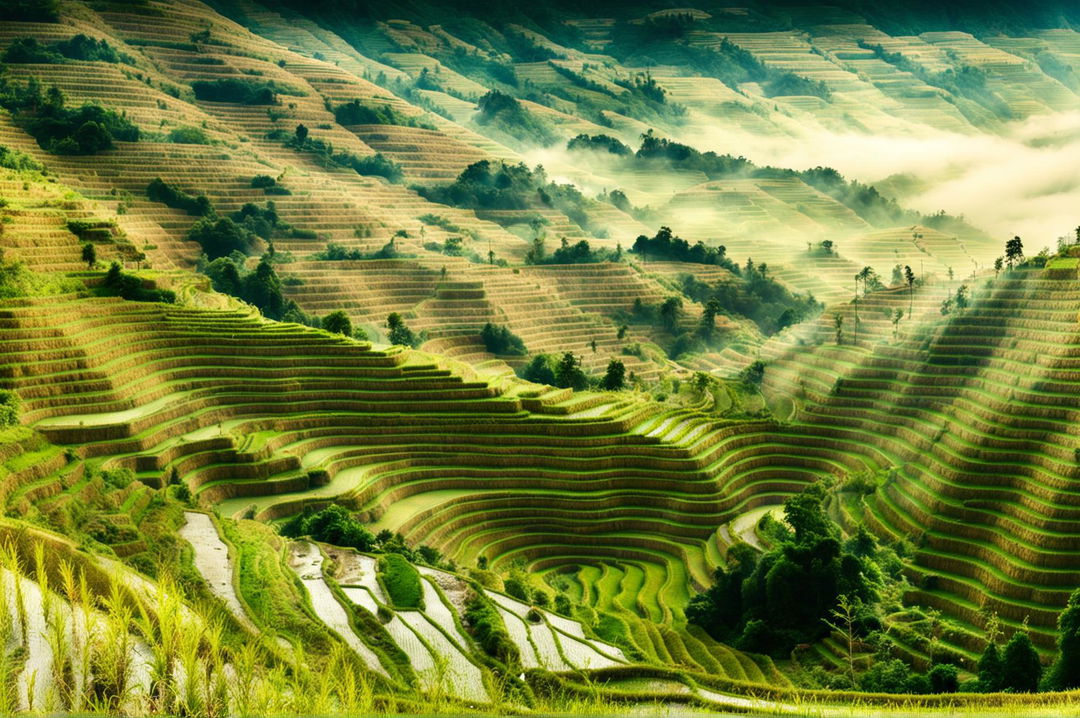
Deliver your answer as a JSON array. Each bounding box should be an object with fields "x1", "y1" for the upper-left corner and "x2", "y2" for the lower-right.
[
  {"x1": 994, "y1": 256, "x2": 1003, "y2": 277},
  {"x1": 322, "y1": 310, "x2": 352, "y2": 337},
  {"x1": 891, "y1": 308, "x2": 903, "y2": 341},
  {"x1": 1047, "y1": 588, "x2": 1080, "y2": 690},
  {"x1": 903, "y1": 265, "x2": 915, "y2": 317},
  {"x1": 81, "y1": 242, "x2": 96, "y2": 269},
  {"x1": 0, "y1": 389, "x2": 20, "y2": 427},
  {"x1": 554, "y1": 352, "x2": 588, "y2": 391},
  {"x1": 833, "y1": 312, "x2": 844, "y2": 345},
  {"x1": 294, "y1": 123, "x2": 309, "y2": 144},
  {"x1": 1005, "y1": 236, "x2": 1024, "y2": 269},
  {"x1": 386, "y1": 312, "x2": 416, "y2": 347},
  {"x1": 601, "y1": 359, "x2": 625, "y2": 390},
  {"x1": 659, "y1": 296, "x2": 682, "y2": 333},
  {"x1": 955, "y1": 284, "x2": 969, "y2": 312},
  {"x1": 1001, "y1": 629, "x2": 1042, "y2": 692}
]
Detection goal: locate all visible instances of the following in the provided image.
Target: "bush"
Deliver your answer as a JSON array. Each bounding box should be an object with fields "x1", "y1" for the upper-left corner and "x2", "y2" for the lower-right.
[
  {"x1": 386, "y1": 312, "x2": 418, "y2": 347},
  {"x1": 475, "y1": 89, "x2": 556, "y2": 146},
  {"x1": 187, "y1": 217, "x2": 256, "y2": 259},
  {"x1": 479, "y1": 323, "x2": 526, "y2": 355},
  {"x1": 519, "y1": 354, "x2": 556, "y2": 385},
  {"x1": 100, "y1": 262, "x2": 176, "y2": 303},
  {"x1": 279, "y1": 504, "x2": 376, "y2": 551},
  {"x1": 250, "y1": 174, "x2": 277, "y2": 189},
  {"x1": 167, "y1": 126, "x2": 210, "y2": 144},
  {"x1": 333, "y1": 99, "x2": 432, "y2": 129},
  {"x1": 146, "y1": 177, "x2": 212, "y2": 216},
  {"x1": 347, "y1": 152, "x2": 403, "y2": 183},
  {"x1": 322, "y1": 310, "x2": 352, "y2": 337},
  {"x1": 464, "y1": 594, "x2": 520, "y2": 666},
  {"x1": 0, "y1": 145, "x2": 43, "y2": 172},
  {"x1": 2, "y1": 38, "x2": 63, "y2": 64},
  {"x1": 191, "y1": 78, "x2": 302, "y2": 105},
  {"x1": 378, "y1": 553, "x2": 423, "y2": 609},
  {"x1": 0, "y1": 390, "x2": 20, "y2": 427},
  {"x1": 54, "y1": 34, "x2": 127, "y2": 63},
  {"x1": 19, "y1": 101, "x2": 140, "y2": 155}
]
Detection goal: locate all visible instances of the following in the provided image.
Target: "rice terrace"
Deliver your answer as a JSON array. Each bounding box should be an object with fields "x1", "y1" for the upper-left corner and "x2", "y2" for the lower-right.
[{"x1": 1, "y1": 0, "x2": 1080, "y2": 714}]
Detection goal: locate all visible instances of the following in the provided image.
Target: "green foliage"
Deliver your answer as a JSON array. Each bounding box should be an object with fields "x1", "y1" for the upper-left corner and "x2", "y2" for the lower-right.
[
  {"x1": 464, "y1": 593, "x2": 520, "y2": 666},
  {"x1": 519, "y1": 354, "x2": 556, "y2": 385},
  {"x1": 978, "y1": 640, "x2": 1004, "y2": 692},
  {"x1": 279, "y1": 504, "x2": 376, "y2": 551},
  {"x1": 601, "y1": 359, "x2": 625, "y2": 390},
  {"x1": 1001, "y1": 631, "x2": 1042, "y2": 692},
  {"x1": 928, "y1": 663, "x2": 960, "y2": 693},
  {"x1": 1047, "y1": 588, "x2": 1080, "y2": 690},
  {"x1": 632, "y1": 225, "x2": 735, "y2": 269},
  {"x1": 475, "y1": 89, "x2": 557, "y2": 146},
  {"x1": 0, "y1": 80, "x2": 139, "y2": 155},
  {"x1": 859, "y1": 659, "x2": 929, "y2": 694},
  {"x1": 687, "y1": 484, "x2": 881, "y2": 656},
  {"x1": 348, "y1": 152, "x2": 404, "y2": 182},
  {"x1": 554, "y1": 351, "x2": 588, "y2": 391},
  {"x1": 187, "y1": 217, "x2": 256, "y2": 259},
  {"x1": 99, "y1": 262, "x2": 176, "y2": 303},
  {"x1": 0, "y1": 0, "x2": 60, "y2": 21},
  {"x1": 250, "y1": 174, "x2": 277, "y2": 189},
  {"x1": 479, "y1": 322, "x2": 526, "y2": 355},
  {"x1": 199, "y1": 253, "x2": 301, "y2": 321},
  {"x1": 191, "y1": 78, "x2": 303, "y2": 104},
  {"x1": 146, "y1": 177, "x2": 212, "y2": 216},
  {"x1": 322, "y1": 310, "x2": 352, "y2": 336},
  {"x1": 333, "y1": 99, "x2": 433, "y2": 129},
  {"x1": 378, "y1": 553, "x2": 423, "y2": 609},
  {"x1": 679, "y1": 262, "x2": 821, "y2": 337},
  {"x1": 0, "y1": 390, "x2": 20, "y2": 427},
  {"x1": 311, "y1": 240, "x2": 408, "y2": 261},
  {"x1": 764, "y1": 72, "x2": 832, "y2": 100},
  {"x1": 386, "y1": 312, "x2": 418, "y2": 347},
  {"x1": 166, "y1": 126, "x2": 210, "y2": 144},
  {"x1": 2, "y1": 38, "x2": 63, "y2": 64},
  {"x1": 0, "y1": 256, "x2": 80, "y2": 298},
  {"x1": 0, "y1": 144, "x2": 43, "y2": 172}
]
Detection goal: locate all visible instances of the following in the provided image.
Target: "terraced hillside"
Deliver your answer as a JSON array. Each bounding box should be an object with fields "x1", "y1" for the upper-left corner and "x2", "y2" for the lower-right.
[{"x1": 2, "y1": 0, "x2": 1080, "y2": 714}]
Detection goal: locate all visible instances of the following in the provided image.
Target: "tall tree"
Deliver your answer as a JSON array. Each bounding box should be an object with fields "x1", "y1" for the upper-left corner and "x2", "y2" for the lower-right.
[
  {"x1": 601, "y1": 359, "x2": 625, "y2": 390},
  {"x1": 1047, "y1": 588, "x2": 1080, "y2": 690},
  {"x1": 904, "y1": 265, "x2": 915, "y2": 317},
  {"x1": 81, "y1": 242, "x2": 96, "y2": 269},
  {"x1": 1005, "y1": 236, "x2": 1024, "y2": 269},
  {"x1": 1001, "y1": 630, "x2": 1042, "y2": 692}
]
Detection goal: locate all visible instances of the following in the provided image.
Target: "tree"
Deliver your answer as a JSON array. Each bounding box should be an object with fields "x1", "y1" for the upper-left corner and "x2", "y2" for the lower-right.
[
  {"x1": 1047, "y1": 588, "x2": 1080, "y2": 690},
  {"x1": 386, "y1": 312, "x2": 416, "y2": 347},
  {"x1": 891, "y1": 264, "x2": 903, "y2": 286},
  {"x1": 994, "y1": 256, "x2": 1003, "y2": 277},
  {"x1": 1005, "y1": 236, "x2": 1024, "y2": 269},
  {"x1": 824, "y1": 595, "x2": 859, "y2": 686},
  {"x1": 954, "y1": 284, "x2": 969, "y2": 312},
  {"x1": 904, "y1": 265, "x2": 915, "y2": 317},
  {"x1": 295, "y1": 123, "x2": 309, "y2": 144},
  {"x1": 520, "y1": 354, "x2": 555, "y2": 385},
  {"x1": 81, "y1": 242, "x2": 96, "y2": 269},
  {"x1": 834, "y1": 312, "x2": 844, "y2": 345},
  {"x1": 659, "y1": 296, "x2": 682, "y2": 333},
  {"x1": 554, "y1": 352, "x2": 587, "y2": 391},
  {"x1": 601, "y1": 359, "x2": 625, "y2": 390},
  {"x1": 322, "y1": 310, "x2": 352, "y2": 336},
  {"x1": 1001, "y1": 630, "x2": 1042, "y2": 692},
  {"x1": 891, "y1": 308, "x2": 903, "y2": 342},
  {"x1": 978, "y1": 641, "x2": 1004, "y2": 692},
  {"x1": 928, "y1": 663, "x2": 959, "y2": 693}
]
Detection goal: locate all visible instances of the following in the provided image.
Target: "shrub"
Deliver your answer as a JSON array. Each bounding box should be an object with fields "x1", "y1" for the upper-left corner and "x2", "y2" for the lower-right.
[
  {"x1": 347, "y1": 152, "x2": 403, "y2": 183},
  {"x1": 146, "y1": 177, "x2": 212, "y2": 216},
  {"x1": 333, "y1": 99, "x2": 430, "y2": 128},
  {"x1": 322, "y1": 310, "x2": 352, "y2": 337},
  {"x1": 464, "y1": 593, "x2": 519, "y2": 666},
  {"x1": 475, "y1": 89, "x2": 556, "y2": 146},
  {"x1": 166, "y1": 126, "x2": 210, "y2": 144},
  {"x1": 519, "y1": 354, "x2": 556, "y2": 385},
  {"x1": 567, "y1": 133, "x2": 633, "y2": 156},
  {"x1": 54, "y1": 34, "x2": 127, "y2": 63},
  {"x1": 191, "y1": 78, "x2": 302, "y2": 105},
  {"x1": 19, "y1": 101, "x2": 139, "y2": 155},
  {"x1": 479, "y1": 323, "x2": 526, "y2": 355},
  {"x1": 279, "y1": 504, "x2": 376, "y2": 551},
  {"x1": 386, "y1": 312, "x2": 418, "y2": 347},
  {"x1": 0, "y1": 390, "x2": 20, "y2": 427},
  {"x1": 250, "y1": 174, "x2": 277, "y2": 189},
  {"x1": 2, "y1": 38, "x2": 63, "y2": 64},
  {"x1": 100, "y1": 262, "x2": 175, "y2": 303},
  {"x1": 378, "y1": 554, "x2": 423, "y2": 609},
  {"x1": 187, "y1": 217, "x2": 256, "y2": 259},
  {"x1": 0, "y1": 145, "x2": 43, "y2": 172}
]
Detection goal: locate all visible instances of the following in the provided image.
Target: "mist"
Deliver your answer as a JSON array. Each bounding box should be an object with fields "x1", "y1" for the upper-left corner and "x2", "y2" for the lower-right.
[{"x1": 688, "y1": 111, "x2": 1080, "y2": 249}]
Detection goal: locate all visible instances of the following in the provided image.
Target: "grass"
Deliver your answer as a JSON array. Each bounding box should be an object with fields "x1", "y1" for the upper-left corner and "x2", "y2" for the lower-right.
[{"x1": 378, "y1": 553, "x2": 424, "y2": 610}]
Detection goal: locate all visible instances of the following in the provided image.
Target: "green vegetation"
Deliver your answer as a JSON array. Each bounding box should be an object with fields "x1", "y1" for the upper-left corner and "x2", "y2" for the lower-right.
[
  {"x1": 2, "y1": 35, "x2": 131, "y2": 64},
  {"x1": 146, "y1": 177, "x2": 213, "y2": 216},
  {"x1": 0, "y1": 80, "x2": 139, "y2": 155},
  {"x1": 464, "y1": 592, "x2": 519, "y2": 666},
  {"x1": 377, "y1": 553, "x2": 423, "y2": 609},
  {"x1": 0, "y1": 144, "x2": 44, "y2": 172},
  {"x1": 98, "y1": 261, "x2": 176, "y2": 303},
  {"x1": 632, "y1": 226, "x2": 735, "y2": 269},
  {"x1": 311, "y1": 240, "x2": 409, "y2": 261},
  {"x1": 0, "y1": 0, "x2": 60, "y2": 22},
  {"x1": 479, "y1": 323, "x2": 526, "y2": 355},
  {"x1": 280, "y1": 504, "x2": 376, "y2": 550},
  {"x1": 333, "y1": 99, "x2": 433, "y2": 129},
  {"x1": 474, "y1": 90, "x2": 556, "y2": 147},
  {"x1": 192, "y1": 78, "x2": 304, "y2": 104},
  {"x1": 166, "y1": 126, "x2": 211, "y2": 144}
]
